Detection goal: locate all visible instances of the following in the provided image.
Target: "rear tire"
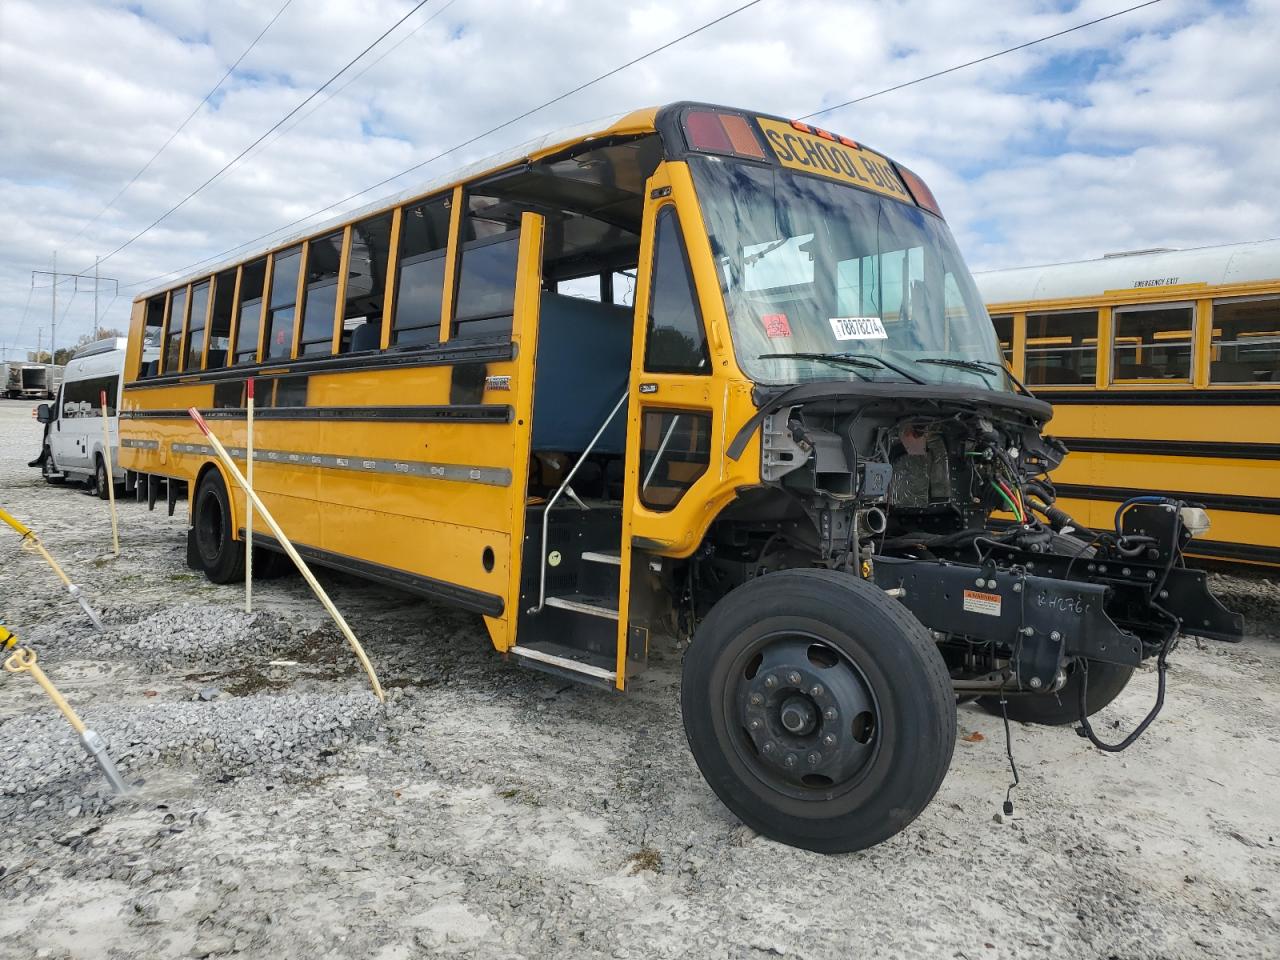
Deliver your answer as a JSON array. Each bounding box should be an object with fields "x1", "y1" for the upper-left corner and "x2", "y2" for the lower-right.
[
  {"x1": 193, "y1": 470, "x2": 244, "y2": 584},
  {"x1": 977, "y1": 659, "x2": 1135, "y2": 726},
  {"x1": 681, "y1": 569, "x2": 956, "y2": 853}
]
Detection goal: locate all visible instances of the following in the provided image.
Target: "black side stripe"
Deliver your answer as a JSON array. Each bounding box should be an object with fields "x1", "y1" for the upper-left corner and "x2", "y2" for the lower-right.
[
  {"x1": 1183, "y1": 539, "x2": 1280, "y2": 566},
  {"x1": 1042, "y1": 388, "x2": 1280, "y2": 406},
  {"x1": 1054, "y1": 483, "x2": 1280, "y2": 516},
  {"x1": 121, "y1": 405, "x2": 512, "y2": 423},
  {"x1": 245, "y1": 531, "x2": 504, "y2": 617},
  {"x1": 126, "y1": 337, "x2": 515, "y2": 390},
  {"x1": 1059, "y1": 437, "x2": 1280, "y2": 461}
]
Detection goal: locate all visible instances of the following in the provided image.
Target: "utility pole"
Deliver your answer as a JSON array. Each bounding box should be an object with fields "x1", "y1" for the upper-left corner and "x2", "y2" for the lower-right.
[{"x1": 30, "y1": 260, "x2": 119, "y2": 365}]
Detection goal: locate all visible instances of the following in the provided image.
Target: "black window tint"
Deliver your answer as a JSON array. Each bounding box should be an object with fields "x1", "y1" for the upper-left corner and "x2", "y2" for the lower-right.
[
  {"x1": 453, "y1": 233, "x2": 519, "y2": 339},
  {"x1": 264, "y1": 247, "x2": 301, "y2": 359},
  {"x1": 234, "y1": 259, "x2": 267, "y2": 364},
  {"x1": 644, "y1": 208, "x2": 709, "y2": 374},
  {"x1": 639, "y1": 410, "x2": 711, "y2": 511},
  {"x1": 139, "y1": 295, "x2": 165, "y2": 377},
  {"x1": 299, "y1": 232, "x2": 343, "y2": 356},
  {"x1": 63, "y1": 374, "x2": 121, "y2": 418},
  {"x1": 342, "y1": 214, "x2": 392, "y2": 353},
  {"x1": 208, "y1": 268, "x2": 236, "y2": 367},
  {"x1": 392, "y1": 197, "x2": 451, "y2": 346},
  {"x1": 1211, "y1": 297, "x2": 1280, "y2": 383},
  {"x1": 164, "y1": 287, "x2": 187, "y2": 373},
  {"x1": 183, "y1": 280, "x2": 210, "y2": 371}
]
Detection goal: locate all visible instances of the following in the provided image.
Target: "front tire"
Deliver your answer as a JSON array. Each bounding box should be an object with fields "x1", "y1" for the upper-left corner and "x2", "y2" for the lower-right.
[
  {"x1": 41, "y1": 447, "x2": 65, "y2": 485},
  {"x1": 94, "y1": 455, "x2": 112, "y2": 500},
  {"x1": 681, "y1": 569, "x2": 956, "y2": 854},
  {"x1": 193, "y1": 470, "x2": 245, "y2": 584}
]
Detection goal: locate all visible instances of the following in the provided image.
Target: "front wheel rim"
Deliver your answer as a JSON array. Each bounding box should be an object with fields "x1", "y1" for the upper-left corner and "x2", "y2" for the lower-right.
[{"x1": 727, "y1": 631, "x2": 881, "y2": 799}]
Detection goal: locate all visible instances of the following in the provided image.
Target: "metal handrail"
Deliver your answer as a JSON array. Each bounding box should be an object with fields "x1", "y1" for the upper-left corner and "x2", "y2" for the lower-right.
[{"x1": 528, "y1": 389, "x2": 629, "y2": 615}]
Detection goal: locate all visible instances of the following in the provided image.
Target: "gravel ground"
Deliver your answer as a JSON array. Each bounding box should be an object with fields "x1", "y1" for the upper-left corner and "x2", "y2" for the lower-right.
[{"x1": 1, "y1": 397, "x2": 1278, "y2": 960}]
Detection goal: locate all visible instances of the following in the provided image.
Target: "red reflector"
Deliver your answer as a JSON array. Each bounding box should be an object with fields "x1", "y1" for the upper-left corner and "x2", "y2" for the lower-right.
[
  {"x1": 895, "y1": 163, "x2": 944, "y2": 219},
  {"x1": 685, "y1": 111, "x2": 766, "y2": 160},
  {"x1": 685, "y1": 111, "x2": 734, "y2": 154}
]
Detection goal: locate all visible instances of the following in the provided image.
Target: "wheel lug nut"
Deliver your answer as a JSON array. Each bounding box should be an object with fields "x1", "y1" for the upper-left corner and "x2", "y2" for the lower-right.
[
  {"x1": 749, "y1": 719, "x2": 762, "y2": 731},
  {"x1": 822, "y1": 734, "x2": 836, "y2": 747},
  {"x1": 764, "y1": 675, "x2": 778, "y2": 689},
  {"x1": 807, "y1": 752, "x2": 821, "y2": 766},
  {"x1": 787, "y1": 671, "x2": 801, "y2": 685},
  {"x1": 762, "y1": 741, "x2": 776, "y2": 754},
  {"x1": 810, "y1": 684, "x2": 824, "y2": 697},
  {"x1": 749, "y1": 693, "x2": 763, "y2": 706},
  {"x1": 824, "y1": 707, "x2": 838, "y2": 721},
  {"x1": 784, "y1": 754, "x2": 797, "y2": 768}
]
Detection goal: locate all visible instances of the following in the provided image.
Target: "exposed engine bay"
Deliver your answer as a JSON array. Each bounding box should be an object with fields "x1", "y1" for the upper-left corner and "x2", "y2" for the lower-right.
[{"x1": 663, "y1": 381, "x2": 1244, "y2": 747}]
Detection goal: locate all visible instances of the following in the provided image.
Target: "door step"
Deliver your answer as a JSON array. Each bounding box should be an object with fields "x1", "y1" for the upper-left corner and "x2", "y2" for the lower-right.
[
  {"x1": 544, "y1": 593, "x2": 619, "y2": 620},
  {"x1": 580, "y1": 549, "x2": 621, "y2": 566},
  {"x1": 509, "y1": 643, "x2": 617, "y2": 686}
]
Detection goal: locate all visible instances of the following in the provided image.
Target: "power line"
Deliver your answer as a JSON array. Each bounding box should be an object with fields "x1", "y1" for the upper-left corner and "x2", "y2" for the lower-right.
[
  {"x1": 81, "y1": 0, "x2": 444, "y2": 277},
  {"x1": 126, "y1": 0, "x2": 770, "y2": 291},
  {"x1": 799, "y1": 0, "x2": 1165, "y2": 121},
  {"x1": 67, "y1": 0, "x2": 295, "y2": 248}
]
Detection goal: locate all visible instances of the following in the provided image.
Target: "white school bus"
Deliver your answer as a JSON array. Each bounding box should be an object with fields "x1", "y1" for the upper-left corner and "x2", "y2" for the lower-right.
[{"x1": 121, "y1": 103, "x2": 1241, "y2": 852}]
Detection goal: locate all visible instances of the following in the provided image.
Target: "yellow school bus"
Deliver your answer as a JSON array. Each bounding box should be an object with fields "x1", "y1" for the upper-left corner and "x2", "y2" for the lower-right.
[
  {"x1": 121, "y1": 103, "x2": 1241, "y2": 852},
  {"x1": 975, "y1": 240, "x2": 1280, "y2": 567}
]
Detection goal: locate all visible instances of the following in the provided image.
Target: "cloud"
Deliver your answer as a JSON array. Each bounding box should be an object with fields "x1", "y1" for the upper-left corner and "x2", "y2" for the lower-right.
[{"x1": 1, "y1": 0, "x2": 1276, "y2": 355}]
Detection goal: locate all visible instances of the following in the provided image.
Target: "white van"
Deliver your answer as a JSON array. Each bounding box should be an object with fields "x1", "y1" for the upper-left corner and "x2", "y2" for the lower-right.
[{"x1": 34, "y1": 338, "x2": 130, "y2": 496}]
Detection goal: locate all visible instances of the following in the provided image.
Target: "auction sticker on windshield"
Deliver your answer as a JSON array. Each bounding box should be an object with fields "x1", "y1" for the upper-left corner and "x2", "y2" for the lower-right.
[
  {"x1": 756, "y1": 117, "x2": 913, "y2": 204},
  {"x1": 830, "y1": 317, "x2": 888, "y2": 341}
]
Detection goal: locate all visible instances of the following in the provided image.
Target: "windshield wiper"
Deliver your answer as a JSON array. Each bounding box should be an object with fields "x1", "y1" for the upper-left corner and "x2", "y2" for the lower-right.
[
  {"x1": 758, "y1": 352, "x2": 926, "y2": 385},
  {"x1": 915, "y1": 357, "x2": 1035, "y2": 397}
]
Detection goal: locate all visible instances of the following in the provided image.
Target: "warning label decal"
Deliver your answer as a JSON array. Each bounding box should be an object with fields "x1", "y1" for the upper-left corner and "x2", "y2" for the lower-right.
[{"x1": 962, "y1": 589, "x2": 1002, "y2": 617}]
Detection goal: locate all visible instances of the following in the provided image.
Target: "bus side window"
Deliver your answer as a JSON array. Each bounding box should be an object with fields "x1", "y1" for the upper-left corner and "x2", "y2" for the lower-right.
[
  {"x1": 183, "y1": 279, "x2": 211, "y2": 371},
  {"x1": 1210, "y1": 296, "x2": 1280, "y2": 383},
  {"x1": 1112, "y1": 303, "x2": 1193, "y2": 381},
  {"x1": 234, "y1": 259, "x2": 268, "y2": 364},
  {"x1": 990, "y1": 314, "x2": 1013, "y2": 366},
  {"x1": 392, "y1": 197, "x2": 451, "y2": 347},
  {"x1": 207, "y1": 267, "x2": 237, "y2": 368},
  {"x1": 452, "y1": 193, "x2": 521, "y2": 341},
  {"x1": 342, "y1": 214, "x2": 392, "y2": 353},
  {"x1": 299, "y1": 232, "x2": 343, "y2": 356},
  {"x1": 643, "y1": 207, "x2": 710, "y2": 375},
  {"x1": 264, "y1": 247, "x2": 302, "y2": 360},
  {"x1": 163, "y1": 286, "x2": 188, "y2": 374},
  {"x1": 139, "y1": 295, "x2": 165, "y2": 378},
  {"x1": 1025, "y1": 310, "x2": 1097, "y2": 385}
]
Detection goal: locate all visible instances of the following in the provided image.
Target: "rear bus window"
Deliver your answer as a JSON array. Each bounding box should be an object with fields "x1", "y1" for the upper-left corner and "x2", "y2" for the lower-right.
[
  {"x1": 234, "y1": 259, "x2": 268, "y2": 364},
  {"x1": 1210, "y1": 296, "x2": 1280, "y2": 383},
  {"x1": 183, "y1": 279, "x2": 210, "y2": 371},
  {"x1": 1025, "y1": 310, "x2": 1097, "y2": 386},
  {"x1": 299, "y1": 232, "x2": 343, "y2": 356},
  {"x1": 392, "y1": 197, "x2": 451, "y2": 347},
  {"x1": 1112, "y1": 303, "x2": 1193, "y2": 381},
  {"x1": 264, "y1": 246, "x2": 302, "y2": 360},
  {"x1": 452, "y1": 193, "x2": 521, "y2": 340},
  {"x1": 342, "y1": 214, "x2": 392, "y2": 353}
]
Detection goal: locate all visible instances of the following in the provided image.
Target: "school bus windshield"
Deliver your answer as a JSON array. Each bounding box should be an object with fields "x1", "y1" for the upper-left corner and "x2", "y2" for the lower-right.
[{"x1": 689, "y1": 156, "x2": 1010, "y2": 390}]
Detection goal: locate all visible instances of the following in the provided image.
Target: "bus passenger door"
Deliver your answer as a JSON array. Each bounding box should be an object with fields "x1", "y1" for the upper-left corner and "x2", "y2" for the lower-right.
[{"x1": 616, "y1": 165, "x2": 724, "y2": 687}]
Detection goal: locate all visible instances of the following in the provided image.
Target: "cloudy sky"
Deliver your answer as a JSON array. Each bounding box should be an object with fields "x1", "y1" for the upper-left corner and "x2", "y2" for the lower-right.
[{"x1": 1, "y1": 0, "x2": 1275, "y2": 359}]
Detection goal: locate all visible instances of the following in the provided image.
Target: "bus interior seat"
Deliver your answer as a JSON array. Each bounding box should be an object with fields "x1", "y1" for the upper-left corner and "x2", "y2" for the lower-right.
[
  {"x1": 530, "y1": 292, "x2": 632, "y2": 496},
  {"x1": 206, "y1": 349, "x2": 227, "y2": 368},
  {"x1": 1115, "y1": 362, "x2": 1163, "y2": 379},
  {"x1": 141, "y1": 359, "x2": 158, "y2": 378},
  {"x1": 349, "y1": 321, "x2": 381, "y2": 353},
  {"x1": 1210, "y1": 361, "x2": 1258, "y2": 382}
]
